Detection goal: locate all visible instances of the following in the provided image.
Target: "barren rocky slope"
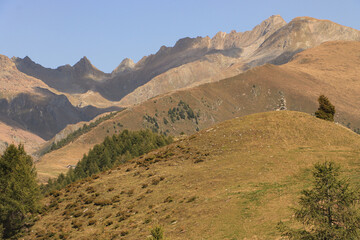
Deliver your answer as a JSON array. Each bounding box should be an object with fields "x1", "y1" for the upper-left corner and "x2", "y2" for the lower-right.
[
  {"x1": 119, "y1": 16, "x2": 360, "y2": 106},
  {"x1": 35, "y1": 41, "x2": 360, "y2": 181},
  {"x1": 0, "y1": 121, "x2": 45, "y2": 154}
]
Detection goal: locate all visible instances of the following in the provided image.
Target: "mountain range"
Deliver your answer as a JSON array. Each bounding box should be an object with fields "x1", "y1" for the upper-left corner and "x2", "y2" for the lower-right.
[
  {"x1": 12, "y1": 15, "x2": 360, "y2": 107},
  {"x1": 1, "y1": 15, "x2": 360, "y2": 171}
]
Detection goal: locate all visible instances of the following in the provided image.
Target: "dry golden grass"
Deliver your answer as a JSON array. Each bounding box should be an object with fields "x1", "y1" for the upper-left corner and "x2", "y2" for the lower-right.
[
  {"x1": 0, "y1": 121, "x2": 45, "y2": 154},
  {"x1": 26, "y1": 111, "x2": 360, "y2": 239}
]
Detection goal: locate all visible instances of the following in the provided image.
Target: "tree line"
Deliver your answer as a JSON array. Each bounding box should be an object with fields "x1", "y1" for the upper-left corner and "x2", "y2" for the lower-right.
[
  {"x1": 43, "y1": 111, "x2": 119, "y2": 155},
  {"x1": 43, "y1": 129, "x2": 173, "y2": 193}
]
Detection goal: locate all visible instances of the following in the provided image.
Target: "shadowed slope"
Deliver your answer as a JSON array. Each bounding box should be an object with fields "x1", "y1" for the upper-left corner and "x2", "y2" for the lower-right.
[{"x1": 0, "y1": 55, "x2": 121, "y2": 140}]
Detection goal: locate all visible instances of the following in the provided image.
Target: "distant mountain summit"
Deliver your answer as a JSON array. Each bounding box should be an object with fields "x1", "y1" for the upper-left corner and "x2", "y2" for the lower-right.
[
  {"x1": 12, "y1": 56, "x2": 109, "y2": 93},
  {"x1": 111, "y1": 58, "x2": 135, "y2": 76},
  {"x1": 250, "y1": 16, "x2": 360, "y2": 66},
  {"x1": 119, "y1": 15, "x2": 360, "y2": 106}
]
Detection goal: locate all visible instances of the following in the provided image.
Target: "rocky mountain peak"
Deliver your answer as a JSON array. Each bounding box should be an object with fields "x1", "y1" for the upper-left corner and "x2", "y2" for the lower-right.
[
  {"x1": 266, "y1": 15, "x2": 286, "y2": 25},
  {"x1": 250, "y1": 16, "x2": 360, "y2": 66},
  {"x1": 72, "y1": 56, "x2": 104, "y2": 77},
  {"x1": 0, "y1": 54, "x2": 15, "y2": 68},
  {"x1": 249, "y1": 15, "x2": 287, "y2": 39},
  {"x1": 0, "y1": 55, "x2": 19, "y2": 74},
  {"x1": 23, "y1": 55, "x2": 34, "y2": 62},
  {"x1": 11, "y1": 56, "x2": 37, "y2": 68},
  {"x1": 111, "y1": 58, "x2": 135, "y2": 75},
  {"x1": 73, "y1": 56, "x2": 93, "y2": 69},
  {"x1": 210, "y1": 15, "x2": 287, "y2": 50}
]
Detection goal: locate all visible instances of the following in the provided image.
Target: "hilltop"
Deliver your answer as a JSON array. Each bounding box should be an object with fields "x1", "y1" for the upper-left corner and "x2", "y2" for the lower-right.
[
  {"x1": 36, "y1": 40, "x2": 360, "y2": 181},
  {"x1": 25, "y1": 111, "x2": 360, "y2": 239}
]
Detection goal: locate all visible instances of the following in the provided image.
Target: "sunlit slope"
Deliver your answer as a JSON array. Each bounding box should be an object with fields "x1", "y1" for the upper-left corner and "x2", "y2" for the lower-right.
[
  {"x1": 27, "y1": 111, "x2": 360, "y2": 239},
  {"x1": 36, "y1": 41, "x2": 360, "y2": 180}
]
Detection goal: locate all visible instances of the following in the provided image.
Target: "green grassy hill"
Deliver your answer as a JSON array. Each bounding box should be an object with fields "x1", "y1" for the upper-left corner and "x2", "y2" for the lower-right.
[{"x1": 26, "y1": 111, "x2": 360, "y2": 239}]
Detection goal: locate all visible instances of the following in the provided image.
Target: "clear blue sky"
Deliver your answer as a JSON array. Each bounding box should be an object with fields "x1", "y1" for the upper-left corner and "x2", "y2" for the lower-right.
[{"x1": 0, "y1": 0, "x2": 359, "y2": 73}]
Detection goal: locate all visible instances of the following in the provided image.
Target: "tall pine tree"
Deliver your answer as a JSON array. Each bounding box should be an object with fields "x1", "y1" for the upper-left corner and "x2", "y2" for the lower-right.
[
  {"x1": 278, "y1": 161, "x2": 360, "y2": 239},
  {"x1": 315, "y1": 95, "x2": 336, "y2": 121},
  {"x1": 0, "y1": 144, "x2": 40, "y2": 239}
]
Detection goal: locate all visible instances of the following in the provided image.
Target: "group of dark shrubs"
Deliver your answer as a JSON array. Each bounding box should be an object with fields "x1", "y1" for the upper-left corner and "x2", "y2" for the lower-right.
[{"x1": 167, "y1": 100, "x2": 198, "y2": 124}]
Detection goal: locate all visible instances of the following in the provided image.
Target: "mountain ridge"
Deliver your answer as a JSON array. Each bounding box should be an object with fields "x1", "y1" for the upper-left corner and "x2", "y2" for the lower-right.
[
  {"x1": 118, "y1": 16, "x2": 360, "y2": 106},
  {"x1": 12, "y1": 15, "x2": 287, "y2": 101},
  {"x1": 12, "y1": 15, "x2": 360, "y2": 106},
  {"x1": 0, "y1": 54, "x2": 121, "y2": 141}
]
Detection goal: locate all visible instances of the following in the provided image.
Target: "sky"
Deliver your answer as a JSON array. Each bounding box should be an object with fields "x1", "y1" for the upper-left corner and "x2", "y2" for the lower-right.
[{"x1": 0, "y1": 0, "x2": 359, "y2": 73}]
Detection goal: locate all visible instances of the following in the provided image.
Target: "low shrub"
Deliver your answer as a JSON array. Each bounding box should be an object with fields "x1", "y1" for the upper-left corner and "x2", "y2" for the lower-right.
[
  {"x1": 88, "y1": 219, "x2": 96, "y2": 226},
  {"x1": 73, "y1": 211, "x2": 83, "y2": 218},
  {"x1": 71, "y1": 220, "x2": 82, "y2": 229},
  {"x1": 105, "y1": 220, "x2": 113, "y2": 226},
  {"x1": 84, "y1": 210, "x2": 95, "y2": 218},
  {"x1": 94, "y1": 199, "x2": 112, "y2": 206}
]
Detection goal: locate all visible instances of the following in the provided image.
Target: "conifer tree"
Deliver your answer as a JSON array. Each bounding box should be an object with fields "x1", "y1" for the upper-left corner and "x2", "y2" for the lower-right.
[
  {"x1": 148, "y1": 226, "x2": 164, "y2": 240},
  {"x1": 315, "y1": 95, "x2": 336, "y2": 121},
  {"x1": 278, "y1": 161, "x2": 360, "y2": 239},
  {"x1": 0, "y1": 144, "x2": 40, "y2": 239}
]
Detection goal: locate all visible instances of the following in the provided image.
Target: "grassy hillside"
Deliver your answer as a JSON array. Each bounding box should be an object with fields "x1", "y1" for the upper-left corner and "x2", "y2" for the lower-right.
[
  {"x1": 36, "y1": 41, "x2": 360, "y2": 181},
  {"x1": 26, "y1": 111, "x2": 360, "y2": 239}
]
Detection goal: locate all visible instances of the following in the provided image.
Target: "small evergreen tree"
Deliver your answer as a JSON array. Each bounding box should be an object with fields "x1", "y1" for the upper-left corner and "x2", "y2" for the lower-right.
[
  {"x1": 148, "y1": 226, "x2": 164, "y2": 240},
  {"x1": 315, "y1": 95, "x2": 335, "y2": 121},
  {"x1": 278, "y1": 161, "x2": 360, "y2": 239},
  {"x1": 0, "y1": 144, "x2": 40, "y2": 239}
]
